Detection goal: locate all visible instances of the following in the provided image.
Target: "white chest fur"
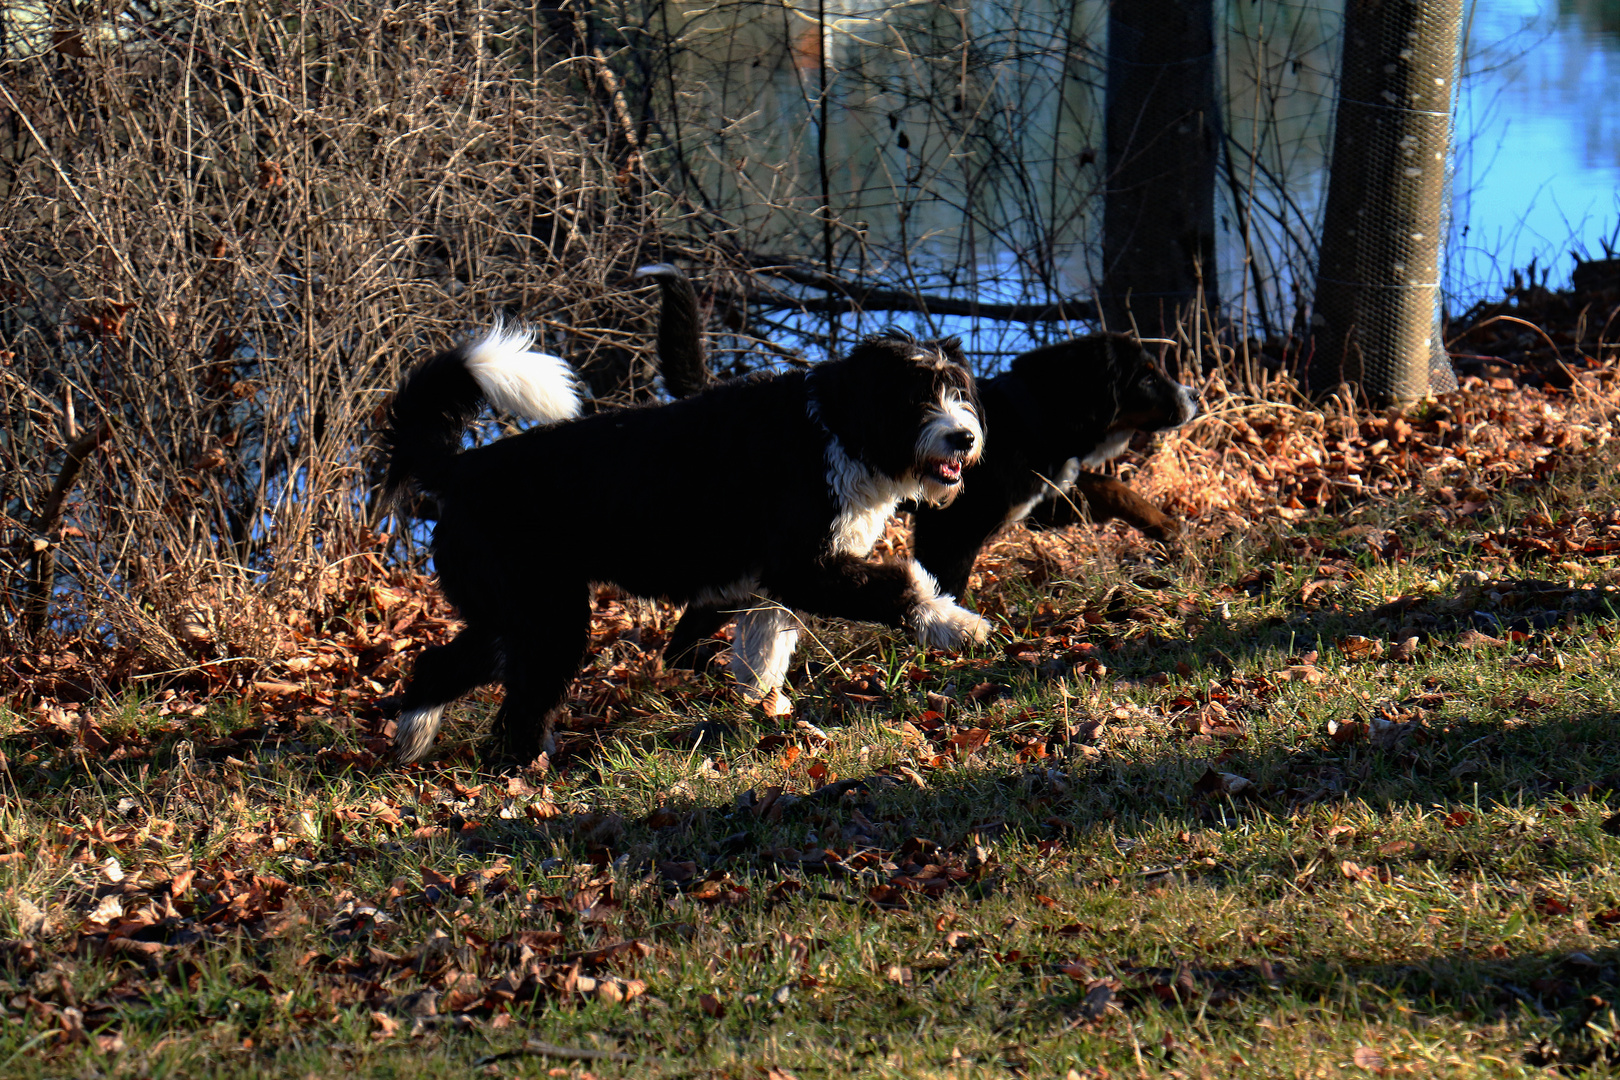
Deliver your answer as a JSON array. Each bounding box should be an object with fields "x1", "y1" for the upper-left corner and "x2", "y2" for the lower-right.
[{"x1": 824, "y1": 438, "x2": 918, "y2": 555}]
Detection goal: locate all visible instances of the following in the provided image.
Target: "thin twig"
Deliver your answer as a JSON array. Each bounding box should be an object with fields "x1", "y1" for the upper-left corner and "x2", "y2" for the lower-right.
[{"x1": 25, "y1": 420, "x2": 113, "y2": 638}]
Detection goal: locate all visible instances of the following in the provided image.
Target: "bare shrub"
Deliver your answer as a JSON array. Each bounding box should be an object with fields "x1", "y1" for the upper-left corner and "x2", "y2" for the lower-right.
[{"x1": 0, "y1": 0, "x2": 703, "y2": 674}]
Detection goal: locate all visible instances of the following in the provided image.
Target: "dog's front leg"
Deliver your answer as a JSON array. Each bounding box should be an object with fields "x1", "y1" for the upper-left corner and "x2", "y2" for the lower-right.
[{"x1": 766, "y1": 555, "x2": 992, "y2": 651}]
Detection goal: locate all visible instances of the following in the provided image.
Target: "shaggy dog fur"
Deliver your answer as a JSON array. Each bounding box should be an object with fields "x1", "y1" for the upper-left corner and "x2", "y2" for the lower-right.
[
  {"x1": 904, "y1": 334, "x2": 1199, "y2": 599},
  {"x1": 636, "y1": 268, "x2": 1197, "y2": 685},
  {"x1": 381, "y1": 323, "x2": 990, "y2": 764}
]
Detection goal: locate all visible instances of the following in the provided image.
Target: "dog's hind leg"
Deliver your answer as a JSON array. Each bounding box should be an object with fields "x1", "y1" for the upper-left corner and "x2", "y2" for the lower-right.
[
  {"x1": 393, "y1": 626, "x2": 500, "y2": 762},
  {"x1": 664, "y1": 604, "x2": 732, "y2": 672},
  {"x1": 727, "y1": 605, "x2": 800, "y2": 708},
  {"x1": 484, "y1": 594, "x2": 591, "y2": 768}
]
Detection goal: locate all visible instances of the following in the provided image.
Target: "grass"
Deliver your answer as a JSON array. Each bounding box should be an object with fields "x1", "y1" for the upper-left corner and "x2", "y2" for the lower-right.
[{"x1": 7, "y1": 421, "x2": 1620, "y2": 1077}]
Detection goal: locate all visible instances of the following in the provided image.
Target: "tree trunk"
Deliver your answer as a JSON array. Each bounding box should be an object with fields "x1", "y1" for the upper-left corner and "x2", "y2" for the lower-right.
[
  {"x1": 1306, "y1": 0, "x2": 1461, "y2": 404},
  {"x1": 1101, "y1": 0, "x2": 1220, "y2": 336}
]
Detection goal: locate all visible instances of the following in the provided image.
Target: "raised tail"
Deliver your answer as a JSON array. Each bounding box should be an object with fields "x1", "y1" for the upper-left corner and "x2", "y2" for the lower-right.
[
  {"x1": 634, "y1": 263, "x2": 710, "y2": 400},
  {"x1": 382, "y1": 323, "x2": 581, "y2": 501}
]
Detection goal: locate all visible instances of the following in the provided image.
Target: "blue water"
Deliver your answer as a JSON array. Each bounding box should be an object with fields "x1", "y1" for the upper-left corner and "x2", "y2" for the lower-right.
[
  {"x1": 1451, "y1": 0, "x2": 1620, "y2": 302},
  {"x1": 705, "y1": 0, "x2": 1620, "y2": 364}
]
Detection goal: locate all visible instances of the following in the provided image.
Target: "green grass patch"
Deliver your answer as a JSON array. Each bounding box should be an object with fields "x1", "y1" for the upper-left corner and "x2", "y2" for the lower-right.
[{"x1": 7, "y1": 452, "x2": 1620, "y2": 1077}]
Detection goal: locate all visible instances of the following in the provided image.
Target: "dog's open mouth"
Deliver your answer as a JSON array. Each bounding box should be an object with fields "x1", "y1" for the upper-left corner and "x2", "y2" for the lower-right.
[{"x1": 928, "y1": 456, "x2": 966, "y2": 485}]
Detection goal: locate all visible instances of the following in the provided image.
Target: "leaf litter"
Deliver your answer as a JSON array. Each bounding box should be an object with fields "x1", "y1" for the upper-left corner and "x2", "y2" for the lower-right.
[{"x1": 6, "y1": 290, "x2": 1620, "y2": 1070}]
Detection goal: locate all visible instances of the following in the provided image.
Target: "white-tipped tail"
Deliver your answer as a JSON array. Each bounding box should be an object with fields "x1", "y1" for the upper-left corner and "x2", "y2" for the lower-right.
[
  {"x1": 906, "y1": 560, "x2": 991, "y2": 650},
  {"x1": 463, "y1": 323, "x2": 582, "y2": 424},
  {"x1": 392, "y1": 704, "x2": 447, "y2": 763}
]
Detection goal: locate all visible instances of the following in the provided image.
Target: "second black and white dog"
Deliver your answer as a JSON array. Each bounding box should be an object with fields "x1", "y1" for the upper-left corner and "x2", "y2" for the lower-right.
[
  {"x1": 906, "y1": 333, "x2": 1200, "y2": 599},
  {"x1": 381, "y1": 323, "x2": 990, "y2": 764}
]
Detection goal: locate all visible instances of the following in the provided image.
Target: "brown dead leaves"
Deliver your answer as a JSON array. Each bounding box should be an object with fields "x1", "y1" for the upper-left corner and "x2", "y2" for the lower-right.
[
  {"x1": 1136, "y1": 348, "x2": 1620, "y2": 547},
  {"x1": 1191, "y1": 767, "x2": 1252, "y2": 797}
]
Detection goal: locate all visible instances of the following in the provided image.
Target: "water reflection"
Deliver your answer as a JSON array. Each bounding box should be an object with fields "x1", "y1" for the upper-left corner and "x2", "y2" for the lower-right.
[
  {"x1": 1451, "y1": 0, "x2": 1620, "y2": 302},
  {"x1": 668, "y1": 0, "x2": 1107, "y2": 327},
  {"x1": 665, "y1": 0, "x2": 1620, "y2": 353}
]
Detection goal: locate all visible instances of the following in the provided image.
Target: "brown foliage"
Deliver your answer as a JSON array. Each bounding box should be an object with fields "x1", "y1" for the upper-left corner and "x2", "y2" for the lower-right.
[{"x1": 0, "y1": 0, "x2": 711, "y2": 678}]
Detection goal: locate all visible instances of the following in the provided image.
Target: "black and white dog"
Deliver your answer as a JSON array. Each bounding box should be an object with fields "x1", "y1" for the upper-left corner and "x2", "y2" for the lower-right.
[
  {"x1": 636, "y1": 268, "x2": 1198, "y2": 685},
  {"x1": 381, "y1": 323, "x2": 990, "y2": 764}
]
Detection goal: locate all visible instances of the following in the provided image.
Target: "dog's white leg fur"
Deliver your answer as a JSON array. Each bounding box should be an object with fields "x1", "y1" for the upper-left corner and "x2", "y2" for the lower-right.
[
  {"x1": 1008, "y1": 457, "x2": 1083, "y2": 526},
  {"x1": 906, "y1": 560, "x2": 991, "y2": 650},
  {"x1": 728, "y1": 606, "x2": 800, "y2": 705},
  {"x1": 463, "y1": 322, "x2": 582, "y2": 424},
  {"x1": 1080, "y1": 429, "x2": 1134, "y2": 467},
  {"x1": 393, "y1": 704, "x2": 447, "y2": 763}
]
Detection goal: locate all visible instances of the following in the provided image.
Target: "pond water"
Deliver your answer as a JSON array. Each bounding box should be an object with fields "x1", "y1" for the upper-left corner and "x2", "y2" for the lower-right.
[
  {"x1": 669, "y1": 0, "x2": 1620, "y2": 353},
  {"x1": 1451, "y1": 0, "x2": 1620, "y2": 303}
]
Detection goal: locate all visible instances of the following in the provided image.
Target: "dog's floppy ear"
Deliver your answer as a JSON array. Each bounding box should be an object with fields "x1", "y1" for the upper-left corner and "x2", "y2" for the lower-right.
[
  {"x1": 1009, "y1": 335, "x2": 1123, "y2": 432},
  {"x1": 807, "y1": 341, "x2": 886, "y2": 466}
]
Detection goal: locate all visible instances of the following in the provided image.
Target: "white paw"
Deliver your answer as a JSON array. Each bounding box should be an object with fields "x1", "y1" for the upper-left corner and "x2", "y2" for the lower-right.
[
  {"x1": 392, "y1": 704, "x2": 446, "y2": 763},
  {"x1": 912, "y1": 596, "x2": 991, "y2": 651}
]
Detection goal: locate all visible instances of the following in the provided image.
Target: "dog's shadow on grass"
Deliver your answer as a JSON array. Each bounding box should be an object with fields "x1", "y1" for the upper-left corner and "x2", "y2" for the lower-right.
[
  {"x1": 526, "y1": 566, "x2": 1620, "y2": 863},
  {"x1": 512, "y1": 690, "x2": 1620, "y2": 1072},
  {"x1": 1026, "y1": 943, "x2": 1620, "y2": 1071},
  {"x1": 1057, "y1": 562, "x2": 1620, "y2": 675}
]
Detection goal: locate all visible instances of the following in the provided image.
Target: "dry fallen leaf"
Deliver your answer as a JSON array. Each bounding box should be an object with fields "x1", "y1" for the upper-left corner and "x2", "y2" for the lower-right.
[
  {"x1": 1192, "y1": 767, "x2": 1252, "y2": 796},
  {"x1": 1456, "y1": 628, "x2": 1506, "y2": 648},
  {"x1": 949, "y1": 728, "x2": 992, "y2": 758},
  {"x1": 1338, "y1": 635, "x2": 1384, "y2": 661},
  {"x1": 13, "y1": 896, "x2": 48, "y2": 938},
  {"x1": 1352, "y1": 1045, "x2": 1387, "y2": 1074},
  {"x1": 1326, "y1": 718, "x2": 1368, "y2": 743},
  {"x1": 85, "y1": 894, "x2": 123, "y2": 925}
]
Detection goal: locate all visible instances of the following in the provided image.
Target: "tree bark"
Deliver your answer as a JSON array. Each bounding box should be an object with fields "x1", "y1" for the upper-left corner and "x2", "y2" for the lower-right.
[
  {"x1": 1306, "y1": 0, "x2": 1461, "y2": 404},
  {"x1": 1101, "y1": 0, "x2": 1221, "y2": 335}
]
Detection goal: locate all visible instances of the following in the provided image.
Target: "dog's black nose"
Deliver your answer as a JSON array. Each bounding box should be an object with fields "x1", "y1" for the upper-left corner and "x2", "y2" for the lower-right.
[{"x1": 946, "y1": 429, "x2": 976, "y2": 451}]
